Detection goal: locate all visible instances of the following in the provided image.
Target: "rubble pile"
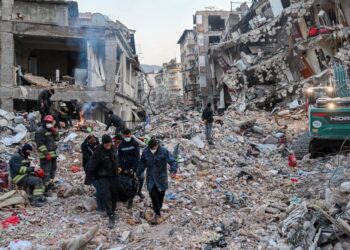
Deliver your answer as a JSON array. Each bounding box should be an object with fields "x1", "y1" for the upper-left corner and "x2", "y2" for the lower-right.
[
  {"x1": 210, "y1": 0, "x2": 350, "y2": 111},
  {"x1": 1, "y1": 103, "x2": 350, "y2": 249}
]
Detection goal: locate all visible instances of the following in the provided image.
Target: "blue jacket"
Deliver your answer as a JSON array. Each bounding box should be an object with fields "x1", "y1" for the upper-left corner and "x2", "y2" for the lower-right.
[
  {"x1": 137, "y1": 147, "x2": 177, "y2": 192},
  {"x1": 118, "y1": 138, "x2": 140, "y2": 171}
]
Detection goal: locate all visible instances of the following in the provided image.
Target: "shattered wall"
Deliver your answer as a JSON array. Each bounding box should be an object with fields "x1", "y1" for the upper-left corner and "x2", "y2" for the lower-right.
[{"x1": 209, "y1": 0, "x2": 350, "y2": 111}]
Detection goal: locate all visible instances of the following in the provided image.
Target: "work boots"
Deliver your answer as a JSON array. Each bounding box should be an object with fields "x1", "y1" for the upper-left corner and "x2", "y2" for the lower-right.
[
  {"x1": 31, "y1": 197, "x2": 45, "y2": 207},
  {"x1": 137, "y1": 192, "x2": 145, "y2": 200},
  {"x1": 150, "y1": 214, "x2": 162, "y2": 225},
  {"x1": 127, "y1": 199, "x2": 133, "y2": 209},
  {"x1": 108, "y1": 213, "x2": 116, "y2": 229}
]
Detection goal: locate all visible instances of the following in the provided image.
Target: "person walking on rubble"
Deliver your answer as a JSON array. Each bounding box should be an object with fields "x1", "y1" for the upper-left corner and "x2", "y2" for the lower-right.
[
  {"x1": 35, "y1": 115, "x2": 59, "y2": 194},
  {"x1": 38, "y1": 88, "x2": 55, "y2": 123},
  {"x1": 81, "y1": 134, "x2": 104, "y2": 212},
  {"x1": 9, "y1": 144, "x2": 46, "y2": 207},
  {"x1": 137, "y1": 139, "x2": 178, "y2": 225},
  {"x1": 202, "y1": 103, "x2": 214, "y2": 144},
  {"x1": 118, "y1": 129, "x2": 143, "y2": 209},
  {"x1": 85, "y1": 135, "x2": 119, "y2": 229},
  {"x1": 105, "y1": 111, "x2": 126, "y2": 136}
]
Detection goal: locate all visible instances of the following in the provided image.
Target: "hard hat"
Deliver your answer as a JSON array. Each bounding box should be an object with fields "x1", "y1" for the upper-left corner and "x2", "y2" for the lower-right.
[
  {"x1": 60, "y1": 102, "x2": 67, "y2": 107},
  {"x1": 44, "y1": 115, "x2": 54, "y2": 123}
]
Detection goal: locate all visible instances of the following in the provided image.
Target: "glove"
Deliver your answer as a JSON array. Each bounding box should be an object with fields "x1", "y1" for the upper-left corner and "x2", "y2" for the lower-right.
[
  {"x1": 50, "y1": 127, "x2": 57, "y2": 133},
  {"x1": 46, "y1": 154, "x2": 52, "y2": 161},
  {"x1": 34, "y1": 165, "x2": 41, "y2": 171},
  {"x1": 34, "y1": 169, "x2": 45, "y2": 178}
]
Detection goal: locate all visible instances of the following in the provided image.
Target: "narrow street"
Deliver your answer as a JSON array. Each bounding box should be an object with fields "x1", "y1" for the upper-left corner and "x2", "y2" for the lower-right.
[{"x1": 1, "y1": 0, "x2": 350, "y2": 249}]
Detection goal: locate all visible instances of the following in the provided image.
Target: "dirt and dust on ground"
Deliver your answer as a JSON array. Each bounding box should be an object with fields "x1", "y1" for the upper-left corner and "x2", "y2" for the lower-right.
[{"x1": 1, "y1": 101, "x2": 350, "y2": 250}]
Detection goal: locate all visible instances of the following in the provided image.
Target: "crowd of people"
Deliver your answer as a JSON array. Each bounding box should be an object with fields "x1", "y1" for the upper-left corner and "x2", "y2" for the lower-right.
[
  {"x1": 8, "y1": 88, "x2": 216, "y2": 229},
  {"x1": 8, "y1": 88, "x2": 180, "y2": 229}
]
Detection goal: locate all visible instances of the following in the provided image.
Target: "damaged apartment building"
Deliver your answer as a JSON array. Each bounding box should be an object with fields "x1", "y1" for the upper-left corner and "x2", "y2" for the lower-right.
[
  {"x1": 209, "y1": 0, "x2": 350, "y2": 111},
  {"x1": 178, "y1": 9, "x2": 231, "y2": 108},
  {"x1": 0, "y1": 0, "x2": 144, "y2": 124}
]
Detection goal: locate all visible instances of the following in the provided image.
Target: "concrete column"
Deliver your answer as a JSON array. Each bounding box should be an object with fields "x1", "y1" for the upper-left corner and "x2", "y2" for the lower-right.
[
  {"x1": 2, "y1": 0, "x2": 14, "y2": 21},
  {"x1": 0, "y1": 32, "x2": 15, "y2": 111},
  {"x1": 104, "y1": 38, "x2": 117, "y2": 92}
]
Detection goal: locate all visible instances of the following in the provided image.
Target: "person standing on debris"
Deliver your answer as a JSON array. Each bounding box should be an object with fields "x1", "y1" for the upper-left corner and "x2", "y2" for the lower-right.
[
  {"x1": 106, "y1": 111, "x2": 126, "y2": 136},
  {"x1": 58, "y1": 102, "x2": 73, "y2": 128},
  {"x1": 137, "y1": 139, "x2": 178, "y2": 225},
  {"x1": 50, "y1": 101, "x2": 62, "y2": 129},
  {"x1": 81, "y1": 135, "x2": 104, "y2": 212},
  {"x1": 118, "y1": 129, "x2": 142, "y2": 209},
  {"x1": 9, "y1": 144, "x2": 46, "y2": 207},
  {"x1": 69, "y1": 99, "x2": 82, "y2": 120},
  {"x1": 38, "y1": 89, "x2": 55, "y2": 123},
  {"x1": 35, "y1": 115, "x2": 59, "y2": 194},
  {"x1": 202, "y1": 103, "x2": 214, "y2": 143},
  {"x1": 85, "y1": 135, "x2": 119, "y2": 228}
]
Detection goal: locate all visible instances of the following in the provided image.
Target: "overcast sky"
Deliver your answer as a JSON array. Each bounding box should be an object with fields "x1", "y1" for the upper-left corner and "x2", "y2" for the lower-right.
[{"x1": 76, "y1": 0, "x2": 238, "y2": 66}]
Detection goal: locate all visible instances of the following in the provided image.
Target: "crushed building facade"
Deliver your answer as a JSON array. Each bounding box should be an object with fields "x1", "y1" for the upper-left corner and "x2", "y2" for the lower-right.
[
  {"x1": 0, "y1": 0, "x2": 144, "y2": 124},
  {"x1": 209, "y1": 0, "x2": 350, "y2": 111}
]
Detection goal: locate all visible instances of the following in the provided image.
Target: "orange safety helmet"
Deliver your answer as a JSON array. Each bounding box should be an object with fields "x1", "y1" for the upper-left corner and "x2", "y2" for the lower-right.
[{"x1": 43, "y1": 115, "x2": 54, "y2": 123}]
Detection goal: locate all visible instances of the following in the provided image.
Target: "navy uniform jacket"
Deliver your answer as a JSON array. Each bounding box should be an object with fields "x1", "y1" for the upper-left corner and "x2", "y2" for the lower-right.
[
  {"x1": 118, "y1": 138, "x2": 140, "y2": 172},
  {"x1": 137, "y1": 147, "x2": 177, "y2": 192}
]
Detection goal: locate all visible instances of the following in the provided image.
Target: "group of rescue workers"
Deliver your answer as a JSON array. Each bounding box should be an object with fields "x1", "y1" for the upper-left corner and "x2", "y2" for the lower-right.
[{"x1": 9, "y1": 88, "x2": 179, "y2": 229}]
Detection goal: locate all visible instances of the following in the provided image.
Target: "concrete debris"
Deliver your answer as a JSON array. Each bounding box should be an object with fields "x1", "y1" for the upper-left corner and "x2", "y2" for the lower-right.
[{"x1": 0, "y1": 98, "x2": 349, "y2": 249}]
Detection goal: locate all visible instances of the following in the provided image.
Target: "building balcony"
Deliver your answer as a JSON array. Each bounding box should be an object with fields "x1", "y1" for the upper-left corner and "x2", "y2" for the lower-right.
[
  {"x1": 186, "y1": 39, "x2": 196, "y2": 47},
  {"x1": 186, "y1": 54, "x2": 196, "y2": 61}
]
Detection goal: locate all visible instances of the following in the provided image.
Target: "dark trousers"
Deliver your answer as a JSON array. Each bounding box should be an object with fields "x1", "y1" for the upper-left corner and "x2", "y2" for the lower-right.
[
  {"x1": 39, "y1": 107, "x2": 50, "y2": 122},
  {"x1": 92, "y1": 179, "x2": 105, "y2": 211},
  {"x1": 40, "y1": 158, "x2": 57, "y2": 189},
  {"x1": 97, "y1": 177, "x2": 118, "y2": 217},
  {"x1": 18, "y1": 175, "x2": 44, "y2": 198},
  {"x1": 149, "y1": 186, "x2": 165, "y2": 216}
]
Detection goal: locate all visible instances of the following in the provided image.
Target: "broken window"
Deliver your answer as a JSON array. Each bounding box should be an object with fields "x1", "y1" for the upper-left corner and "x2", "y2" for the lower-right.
[
  {"x1": 209, "y1": 36, "x2": 220, "y2": 45},
  {"x1": 14, "y1": 36, "x2": 88, "y2": 88},
  {"x1": 208, "y1": 16, "x2": 225, "y2": 31}
]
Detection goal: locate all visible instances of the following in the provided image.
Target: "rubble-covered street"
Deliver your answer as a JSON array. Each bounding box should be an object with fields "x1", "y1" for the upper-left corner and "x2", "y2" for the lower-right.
[{"x1": 1, "y1": 101, "x2": 350, "y2": 249}]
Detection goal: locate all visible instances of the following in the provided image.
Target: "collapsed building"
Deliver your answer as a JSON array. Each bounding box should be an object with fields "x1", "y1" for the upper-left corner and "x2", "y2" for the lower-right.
[
  {"x1": 207, "y1": 0, "x2": 350, "y2": 111},
  {"x1": 0, "y1": 0, "x2": 145, "y2": 125}
]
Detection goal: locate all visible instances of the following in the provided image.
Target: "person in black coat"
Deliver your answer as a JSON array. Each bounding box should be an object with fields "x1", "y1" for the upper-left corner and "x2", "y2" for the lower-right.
[
  {"x1": 118, "y1": 129, "x2": 142, "y2": 209},
  {"x1": 81, "y1": 135, "x2": 104, "y2": 211},
  {"x1": 105, "y1": 111, "x2": 126, "y2": 136},
  {"x1": 85, "y1": 135, "x2": 119, "y2": 228},
  {"x1": 38, "y1": 89, "x2": 55, "y2": 122},
  {"x1": 202, "y1": 103, "x2": 214, "y2": 143}
]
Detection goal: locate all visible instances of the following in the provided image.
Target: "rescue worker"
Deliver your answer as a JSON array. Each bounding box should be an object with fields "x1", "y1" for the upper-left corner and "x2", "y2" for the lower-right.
[
  {"x1": 105, "y1": 111, "x2": 125, "y2": 136},
  {"x1": 202, "y1": 103, "x2": 214, "y2": 144},
  {"x1": 9, "y1": 144, "x2": 45, "y2": 207},
  {"x1": 118, "y1": 129, "x2": 143, "y2": 209},
  {"x1": 38, "y1": 89, "x2": 55, "y2": 123},
  {"x1": 35, "y1": 115, "x2": 59, "y2": 193},
  {"x1": 137, "y1": 139, "x2": 178, "y2": 225},
  {"x1": 81, "y1": 135, "x2": 104, "y2": 212},
  {"x1": 85, "y1": 135, "x2": 119, "y2": 229}
]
